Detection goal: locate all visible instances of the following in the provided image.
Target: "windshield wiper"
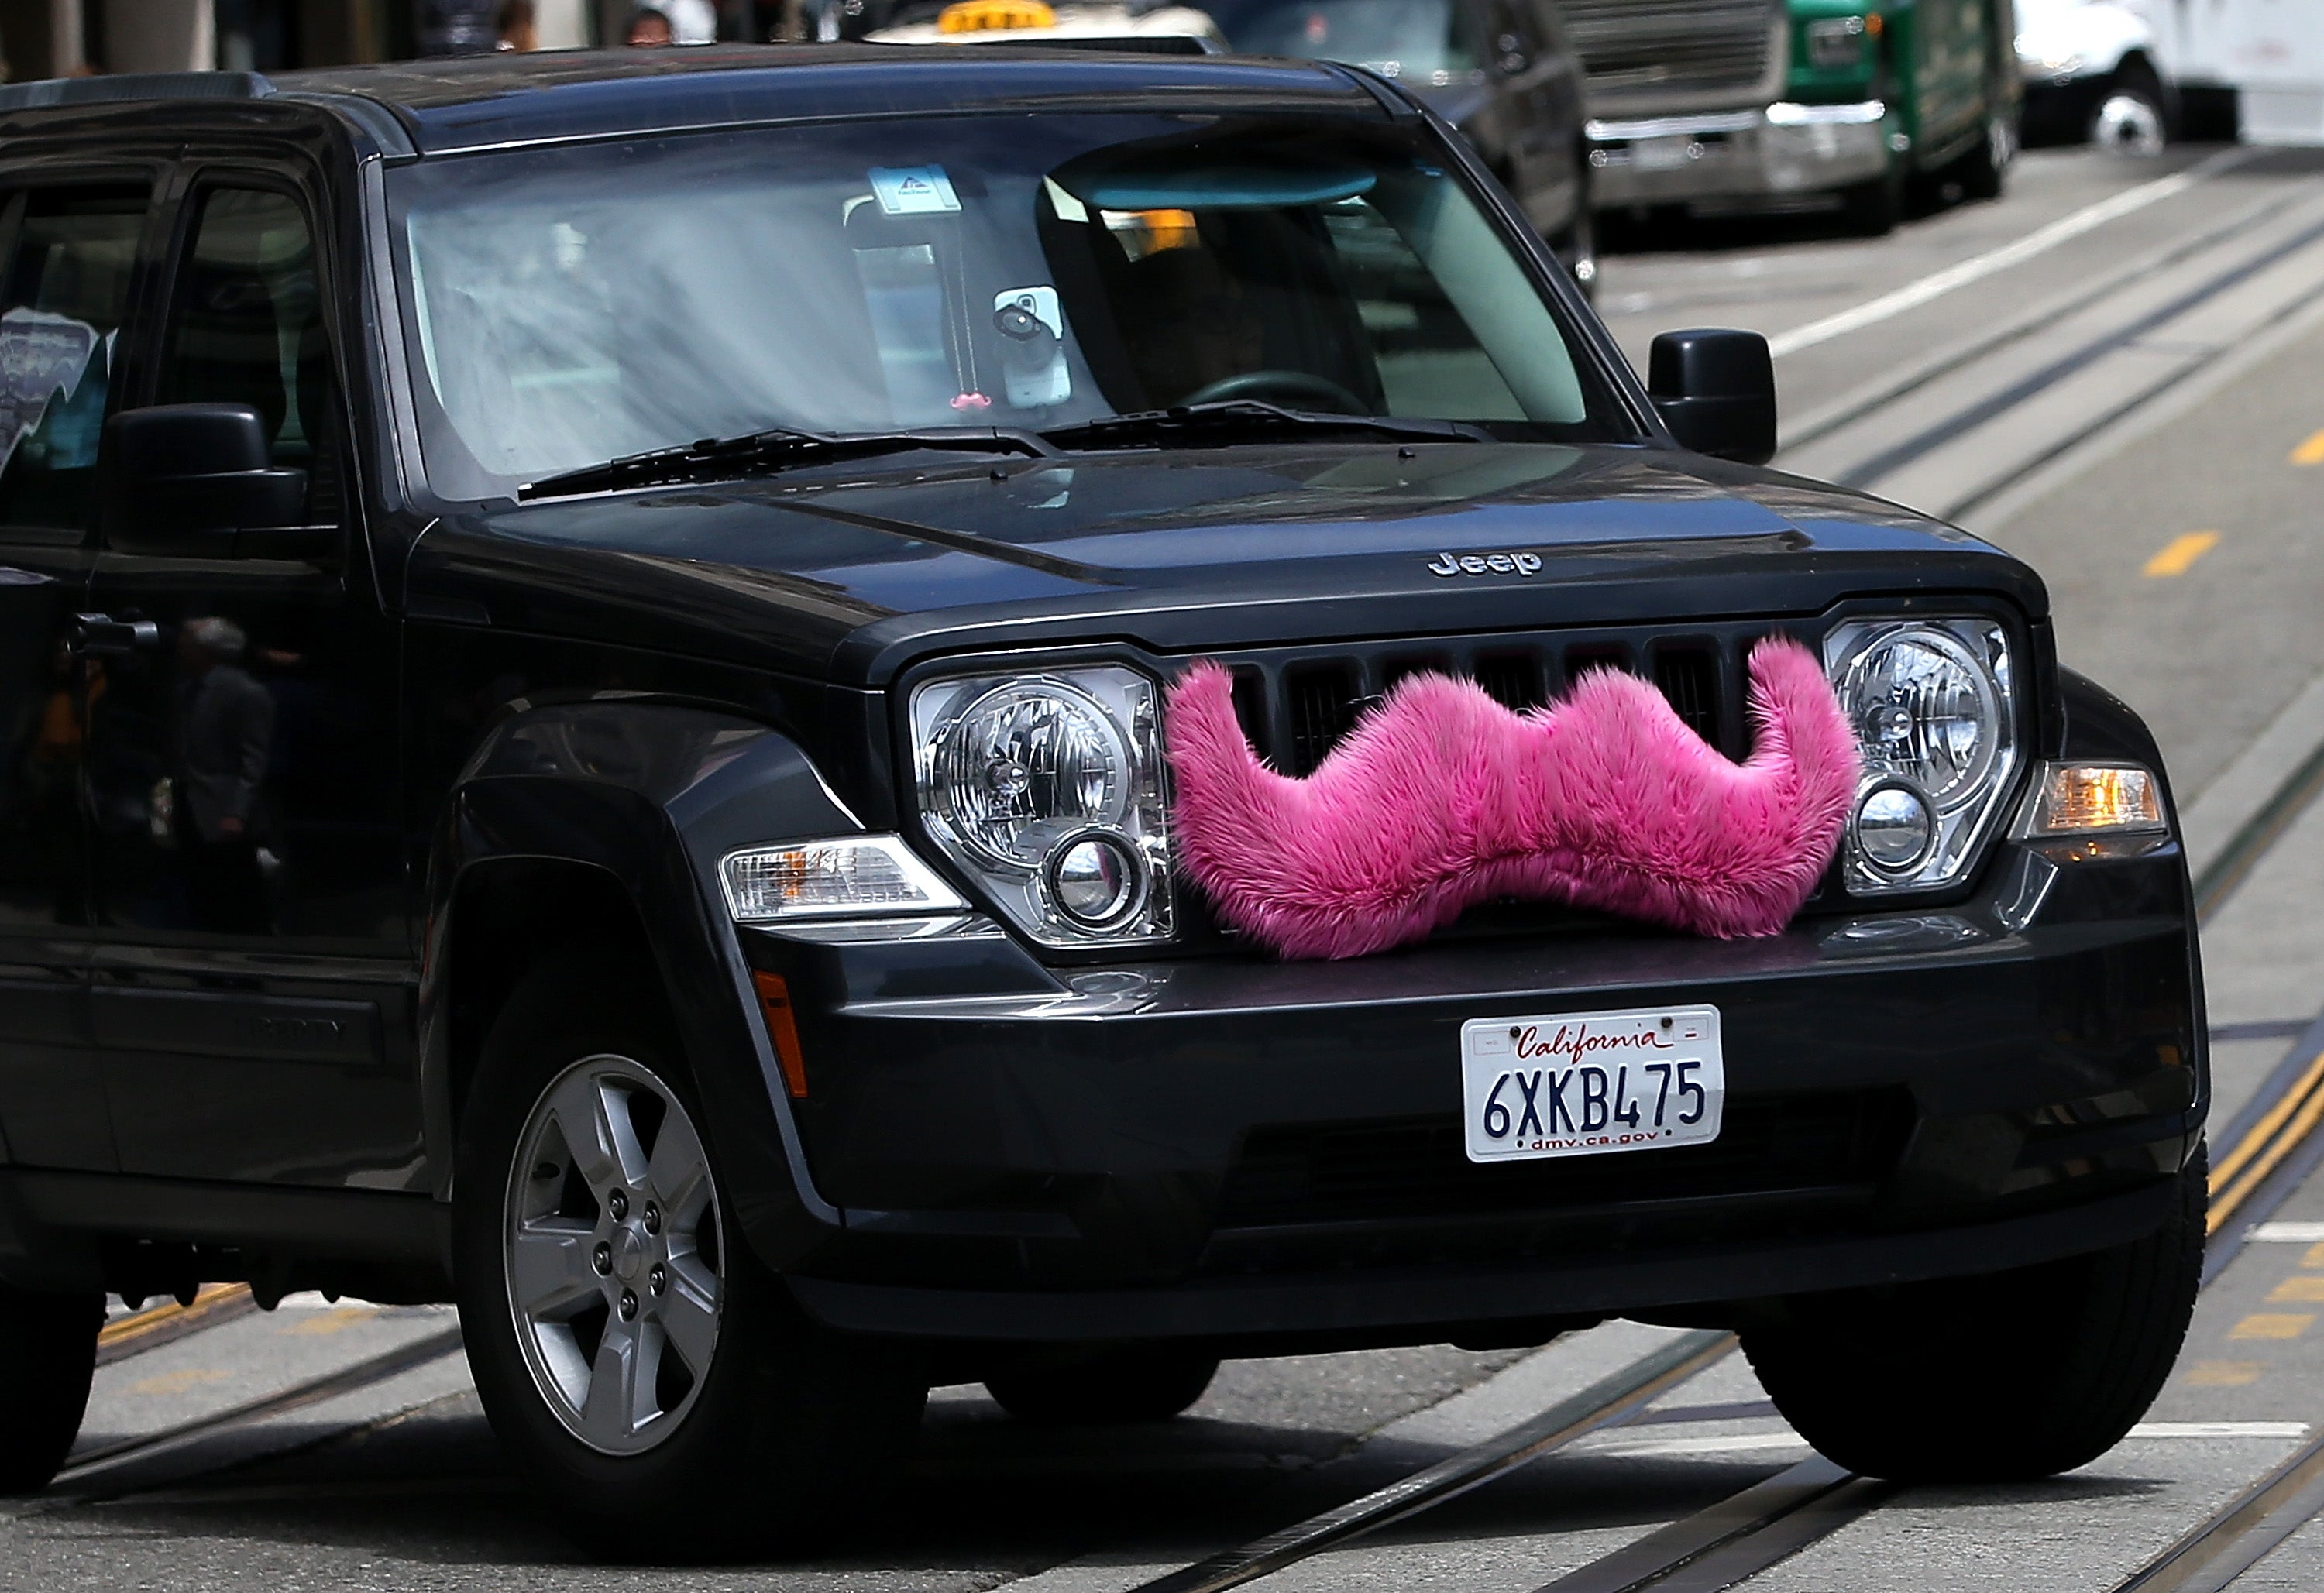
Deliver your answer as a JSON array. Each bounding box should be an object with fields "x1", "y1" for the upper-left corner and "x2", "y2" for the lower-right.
[
  {"x1": 1042, "y1": 401, "x2": 1487, "y2": 452},
  {"x1": 520, "y1": 425, "x2": 1057, "y2": 501}
]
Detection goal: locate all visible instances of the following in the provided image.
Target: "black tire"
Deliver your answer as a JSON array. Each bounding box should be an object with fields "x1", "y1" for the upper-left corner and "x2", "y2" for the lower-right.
[
  {"x1": 1742, "y1": 1150, "x2": 2205, "y2": 1482},
  {"x1": 986, "y1": 1345, "x2": 1221, "y2": 1424},
  {"x1": 1952, "y1": 112, "x2": 2013, "y2": 201},
  {"x1": 1838, "y1": 159, "x2": 1904, "y2": 236},
  {"x1": 454, "y1": 961, "x2": 926, "y2": 1561},
  {"x1": 0, "y1": 1282, "x2": 101, "y2": 1494},
  {"x1": 1597, "y1": 203, "x2": 1678, "y2": 252}
]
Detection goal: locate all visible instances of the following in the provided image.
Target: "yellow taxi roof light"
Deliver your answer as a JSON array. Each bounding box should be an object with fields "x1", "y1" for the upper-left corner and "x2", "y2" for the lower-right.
[{"x1": 939, "y1": 0, "x2": 1057, "y2": 33}]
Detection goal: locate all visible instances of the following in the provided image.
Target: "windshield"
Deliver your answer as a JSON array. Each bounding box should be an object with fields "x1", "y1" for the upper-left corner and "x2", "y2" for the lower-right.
[
  {"x1": 385, "y1": 113, "x2": 1624, "y2": 499},
  {"x1": 1197, "y1": 0, "x2": 1485, "y2": 84}
]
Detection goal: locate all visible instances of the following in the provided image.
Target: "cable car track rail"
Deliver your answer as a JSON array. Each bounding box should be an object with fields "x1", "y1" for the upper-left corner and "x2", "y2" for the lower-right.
[
  {"x1": 1775, "y1": 155, "x2": 2292, "y2": 455},
  {"x1": 44, "y1": 1324, "x2": 466, "y2": 1505},
  {"x1": 1764, "y1": 163, "x2": 2324, "y2": 524},
  {"x1": 1123, "y1": 1330, "x2": 1735, "y2": 1593},
  {"x1": 2109, "y1": 1423, "x2": 2324, "y2": 1593}
]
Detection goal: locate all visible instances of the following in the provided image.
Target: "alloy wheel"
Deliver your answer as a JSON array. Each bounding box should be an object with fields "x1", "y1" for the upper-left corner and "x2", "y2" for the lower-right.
[{"x1": 503, "y1": 1053, "x2": 724, "y2": 1456}]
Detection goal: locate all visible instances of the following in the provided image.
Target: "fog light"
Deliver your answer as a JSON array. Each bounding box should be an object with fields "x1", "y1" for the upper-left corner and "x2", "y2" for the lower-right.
[
  {"x1": 2022, "y1": 764, "x2": 2166, "y2": 836},
  {"x1": 1856, "y1": 781, "x2": 1936, "y2": 872},
  {"x1": 1049, "y1": 834, "x2": 1136, "y2": 925}
]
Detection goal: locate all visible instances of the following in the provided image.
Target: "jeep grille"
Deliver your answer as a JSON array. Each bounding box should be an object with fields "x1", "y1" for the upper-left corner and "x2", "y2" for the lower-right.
[{"x1": 1203, "y1": 622, "x2": 1764, "y2": 778}]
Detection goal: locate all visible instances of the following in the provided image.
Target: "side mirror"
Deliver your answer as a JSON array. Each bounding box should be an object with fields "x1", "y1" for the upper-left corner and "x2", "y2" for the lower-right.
[
  {"x1": 1648, "y1": 329, "x2": 1777, "y2": 465},
  {"x1": 101, "y1": 403, "x2": 325, "y2": 558}
]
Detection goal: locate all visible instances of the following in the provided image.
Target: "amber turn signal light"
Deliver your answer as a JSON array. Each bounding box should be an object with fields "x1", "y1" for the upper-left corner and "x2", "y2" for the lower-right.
[
  {"x1": 2022, "y1": 764, "x2": 2168, "y2": 837},
  {"x1": 751, "y1": 971, "x2": 810, "y2": 1098}
]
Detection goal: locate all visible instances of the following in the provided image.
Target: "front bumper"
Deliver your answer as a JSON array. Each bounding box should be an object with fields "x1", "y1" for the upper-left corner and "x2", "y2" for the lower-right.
[
  {"x1": 743, "y1": 836, "x2": 2203, "y2": 1345},
  {"x1": 1588, "y1": 101, "x2": 1893, "y2": 208}
]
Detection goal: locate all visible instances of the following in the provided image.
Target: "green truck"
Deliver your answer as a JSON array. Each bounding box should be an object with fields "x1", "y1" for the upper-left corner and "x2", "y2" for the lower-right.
[{"x1": 1566, "y1": 0, "x2": 2022, "y2": 232}]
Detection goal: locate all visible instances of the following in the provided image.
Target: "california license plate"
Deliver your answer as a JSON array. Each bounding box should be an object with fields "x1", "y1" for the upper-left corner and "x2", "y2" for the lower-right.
[{"x1": 1460, "y1": 1005, "x2": 1724, "y2": 1163}]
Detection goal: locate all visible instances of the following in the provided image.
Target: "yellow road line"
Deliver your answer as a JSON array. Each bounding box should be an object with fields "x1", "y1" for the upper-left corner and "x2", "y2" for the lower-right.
[
  {"x1": 97, "y1": 1282, "x2": 250, "y2": 1351},
  {"x1": 2233, "y1": 1313, "x2": 2316, "y2": 1340},
  {"x1": 2214, "y1": 1063, "x2": 2324, "y2": 1232},
  {"x1": 2293, "y1": 428, "x2": 2324, "y2": 465},
  {"x1": 128, "y1": 1366, "x2": 229, "y2": 1398},
  {"x1": 2212, "y1": 1051, "x2": 2324, "y2": 1195},
  {"x1": 2185, "y1": 1361, "x2": 2265, "y2": 1385},
  {"x1": 2144, "y1": 530, "x2": 2221, "y2": 577}
]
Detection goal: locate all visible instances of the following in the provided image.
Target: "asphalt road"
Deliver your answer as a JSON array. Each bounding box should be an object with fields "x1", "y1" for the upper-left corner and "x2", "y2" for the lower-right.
[{"x1": 18, "y1": 142, "x2": 2324, "y2": 1591}]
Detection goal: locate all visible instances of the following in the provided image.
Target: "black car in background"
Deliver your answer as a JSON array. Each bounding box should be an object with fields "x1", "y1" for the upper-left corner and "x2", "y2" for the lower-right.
[
  {"x1": 0, "y1": 48, "x2": 2201, "y2": 1560},
  {"x1": 1202, "y1": 0, "x2": 1596, "y2": 285}
]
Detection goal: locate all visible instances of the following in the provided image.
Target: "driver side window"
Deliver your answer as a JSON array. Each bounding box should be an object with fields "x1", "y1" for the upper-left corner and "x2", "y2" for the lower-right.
[{"x1": 159, "y1": 184, "x2": 344, "y2": 524}]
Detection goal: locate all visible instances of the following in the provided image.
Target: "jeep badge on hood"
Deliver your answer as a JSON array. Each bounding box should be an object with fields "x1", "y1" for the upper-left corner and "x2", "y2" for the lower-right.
[{"x1": 1429, "y1": 551, "x2": 1543, "y2": 577}]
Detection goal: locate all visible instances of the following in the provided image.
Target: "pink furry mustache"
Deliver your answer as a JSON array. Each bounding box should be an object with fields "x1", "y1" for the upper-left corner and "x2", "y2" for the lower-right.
[{"x1": 1164, "y1": 637, "x2": 1859, "y2": 960}]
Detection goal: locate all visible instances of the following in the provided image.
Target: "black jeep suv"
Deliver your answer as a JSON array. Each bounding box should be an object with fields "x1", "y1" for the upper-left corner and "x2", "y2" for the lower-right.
[{"x1": 0, "y1": 46, "x2": 2201, "y2": 1557}]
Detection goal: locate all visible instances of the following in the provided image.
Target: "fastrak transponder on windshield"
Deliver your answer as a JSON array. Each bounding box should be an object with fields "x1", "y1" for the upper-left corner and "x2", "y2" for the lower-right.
[{"x1": 0, "y1": 45, "x2": 2202, "y2": 1559}]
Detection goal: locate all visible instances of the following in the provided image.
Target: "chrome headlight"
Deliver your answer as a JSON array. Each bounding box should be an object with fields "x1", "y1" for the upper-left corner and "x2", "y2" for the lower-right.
[
  {"x1": 1824, "y1": 617, "x2": 2020, "y2": 894},
  {"x1": 1805, "y1": 15, "x2": 1868, "y2": 69},
  {"x1": 909, "y1": 666, "x2": 1173, "y2": 947}
]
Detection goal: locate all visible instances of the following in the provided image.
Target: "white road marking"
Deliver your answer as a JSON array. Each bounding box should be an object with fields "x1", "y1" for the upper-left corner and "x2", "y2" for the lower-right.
[
  {"x1": 1580, "y1": 1421, "x2": 2308, "y2": 1461},
  {"x1": 1766, "y1": 148, "x2": 2255, "y2": 359},
  {"x1": 1587, "y1": 1430, "x2": 1811, "y2": 1459},
  {"x1": 2248, "y1": 1220, "x2": 2324, "y2": 1243}
]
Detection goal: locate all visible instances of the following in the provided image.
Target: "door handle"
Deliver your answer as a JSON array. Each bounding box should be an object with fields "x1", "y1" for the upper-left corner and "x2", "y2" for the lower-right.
[{"x1": 71, "y1": 612, "x2": 160, "y2": 657}]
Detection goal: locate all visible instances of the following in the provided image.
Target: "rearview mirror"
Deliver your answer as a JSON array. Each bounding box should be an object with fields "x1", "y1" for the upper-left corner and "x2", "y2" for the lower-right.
[
  {"x1": 101, "y1": 403, "x2": 327, "y2": 558},
  {"x1": 1648, "y1": 329, "x2": 1777, "y2": 466}
]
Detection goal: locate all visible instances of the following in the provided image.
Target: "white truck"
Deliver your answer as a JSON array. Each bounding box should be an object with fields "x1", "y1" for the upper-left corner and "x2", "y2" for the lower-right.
[{"x1": 2017, "y1": 0, "x2": 2324, "y2": 148}]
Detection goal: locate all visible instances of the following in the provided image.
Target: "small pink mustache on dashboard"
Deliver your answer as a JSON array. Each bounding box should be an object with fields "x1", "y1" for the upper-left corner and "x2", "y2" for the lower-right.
[{"x1": 1164, "y1": 637, "x2": 1858, "y2": 960}]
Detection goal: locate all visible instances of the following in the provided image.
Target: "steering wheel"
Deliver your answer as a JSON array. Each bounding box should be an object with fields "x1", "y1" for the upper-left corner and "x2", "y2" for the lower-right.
[{"x1": 1180, "y1": 369, "x2": 1371, "y2": 416}]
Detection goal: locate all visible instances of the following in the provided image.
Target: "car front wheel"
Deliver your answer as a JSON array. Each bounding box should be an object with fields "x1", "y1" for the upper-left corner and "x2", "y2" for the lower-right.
[
  {"x1": 455, "y1": 963, "x2": 925, "y2": 1560},
  {"x1": 1741, "y1": 1148, "x2": 2203, "y2": 1481}
]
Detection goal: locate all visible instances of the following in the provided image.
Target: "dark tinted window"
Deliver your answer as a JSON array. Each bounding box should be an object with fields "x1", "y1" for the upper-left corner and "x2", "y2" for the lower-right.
[
  {"x1": 0, "y1": 187, "x2": 146, "y2": 541},
  {"x1": 159, "y1": 186, "x2": 340, "y2": 520}
]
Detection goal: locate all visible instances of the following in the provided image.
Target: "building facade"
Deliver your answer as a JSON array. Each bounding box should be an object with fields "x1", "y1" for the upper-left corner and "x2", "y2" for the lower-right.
[{"x1": 0, "y1": 1, "x2": 790, "y2": 77}]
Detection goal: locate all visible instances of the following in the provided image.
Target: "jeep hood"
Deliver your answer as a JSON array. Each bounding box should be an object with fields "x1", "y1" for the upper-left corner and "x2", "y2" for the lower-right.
[{"x1": 407, "y1": 441, "x2": 2044, "y2": 685}]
